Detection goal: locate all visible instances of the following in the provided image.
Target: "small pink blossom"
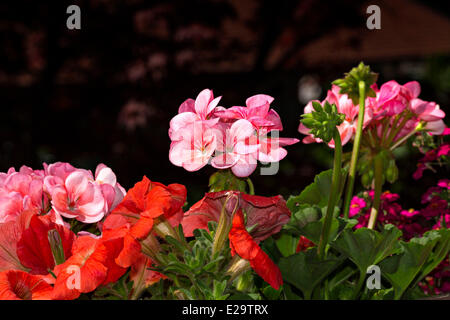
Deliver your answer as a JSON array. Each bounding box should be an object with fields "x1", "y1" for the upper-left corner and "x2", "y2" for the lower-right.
[
  {"x1": 43, "y1": 162, "x2": 124, "y2": 223},
  {"x1": 45, "y1": 170, "x2": 107, "y2": 223},
  {"x1": 215, "y1": 94, "x2": 282, "y2": 134},
  {"x1": 169, "y1": 121, "x2": 218, "y2": 172},
  {"x1": 437, "y1": 179, "x2": 450, "y2": 190},
  {"x1": 349, "y1": 196, "x2": 366, "y2": 218},
  {"x1": 211, "y1": 120, "x2": 259, "y2": 178},
  {"x1": 169, "y1": 89, "x2": 221, "y2": 140},
  {"x1": 400, "y1": 209, "x2": 420, "y2": 218}
]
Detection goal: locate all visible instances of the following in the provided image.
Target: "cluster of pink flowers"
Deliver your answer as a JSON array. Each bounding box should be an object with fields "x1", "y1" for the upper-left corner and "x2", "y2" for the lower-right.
[
  {"x1": 0, "y1": 162, "x2": 125, "y2": 224},
  {"x1": 168, "y1": 89, "x2": 299, "y2": 177},
  {"x1": 299, "y1": 81, "x2": 447, "y2": 148}
]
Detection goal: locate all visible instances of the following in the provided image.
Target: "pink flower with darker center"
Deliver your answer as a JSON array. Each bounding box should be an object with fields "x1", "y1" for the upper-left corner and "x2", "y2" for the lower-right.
[
  {"x1": 43, "y1": 162, "x2": 124, "y2": 223},
  {"x1": 349, "y1": 196, "x2": 366, "y2": 218}
]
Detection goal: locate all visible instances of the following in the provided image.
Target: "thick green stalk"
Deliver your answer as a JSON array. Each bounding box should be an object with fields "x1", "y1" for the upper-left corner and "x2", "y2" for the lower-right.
[
  {"x1": 343, "y1": 81, "x2": 366, "y2": 219},
  {"x1": 246, "y1": 178, "x2": 255, "y2": 195},
  {"x1": 367, "y1": 154, "x2": 384, "y2": 229},
  {"x1": 318, "y1": 129, "x2": 342, "y2": 260}
]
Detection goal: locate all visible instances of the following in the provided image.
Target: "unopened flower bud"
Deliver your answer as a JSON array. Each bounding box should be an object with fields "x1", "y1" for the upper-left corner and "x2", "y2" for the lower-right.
[{"x1": 48, "y1": 229, "x2": 65, "y2": 265}]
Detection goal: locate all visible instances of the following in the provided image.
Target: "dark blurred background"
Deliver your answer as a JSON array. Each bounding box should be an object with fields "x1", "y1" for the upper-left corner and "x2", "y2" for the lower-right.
[{"x1": 0, "y1": 0, "x2": 449, "y2": 207}]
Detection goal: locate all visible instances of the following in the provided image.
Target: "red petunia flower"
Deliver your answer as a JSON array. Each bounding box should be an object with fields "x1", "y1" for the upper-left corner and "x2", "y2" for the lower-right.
[
  {"x1": 228, "y1": 209, "x2": 283, "y2": 290},
  {"x1": 0, "y1": 210, "x2": 35, "y2": 272},
  {"x1": 182, "y1": 191, "x2": 290, "y2": 242},
  {"x1": 0, "y1": 270, "x2": 53, "y2": 300},
  {"x1": 102, "y1": 176, "x2": 186, "y2": 268},
  {"x1": 17, "y1": 214, "x2": 75, "y2": 275},
  {"x1": 51, "y1": 235, "x2": 126, "y2": 300},
  {"x1": 296, "y1": 236, "x2": 315, "y2": 253}
]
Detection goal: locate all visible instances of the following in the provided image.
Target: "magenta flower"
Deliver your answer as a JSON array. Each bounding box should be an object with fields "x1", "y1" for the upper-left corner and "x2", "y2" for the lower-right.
[
  {"x1": 349, "y1": 196, "x2": 366, "y2": 218},
  {"x1": 400, "y1": 209, "x2": 420, "y2": 218},
  {"x1": 437, "y1": 179, "x2": 450, "y2": 190}
]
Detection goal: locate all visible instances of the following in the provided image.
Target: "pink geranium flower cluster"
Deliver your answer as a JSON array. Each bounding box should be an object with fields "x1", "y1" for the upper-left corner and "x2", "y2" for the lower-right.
[
  {"x1": 299, "y1": 81, "x2": 447, "y2": 148},
  {"x1": 0, "y1": 162, "x2": 125, "y2": 224},
  {"x1": 169, "y1": 89, "x2": 299, "y2": 177}
]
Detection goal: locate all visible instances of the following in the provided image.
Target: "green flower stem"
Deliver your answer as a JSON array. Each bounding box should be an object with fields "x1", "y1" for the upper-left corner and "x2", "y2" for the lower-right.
[
  {"x1": 318, "y1": 129, "x2": 342, "y2": 260},
  {"x1": 343, "y1": 81, "x2": 366, "y2": 219},
  {"x1": 246, "y1": 178, "x2": 255, "y2": 195},
  {"x1": 367, "y1": 154, "x2": 384, "y2": 229},
  {"x1": 389, "y1": 121, "x2": 424, "y2": 151}
]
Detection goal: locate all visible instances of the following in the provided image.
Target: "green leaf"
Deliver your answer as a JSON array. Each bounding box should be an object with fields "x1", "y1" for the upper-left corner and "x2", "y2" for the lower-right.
[
  {"x1": 165, "y1": 236, "x2": 188, "y2": 254},
  {"x1": 329, "y1": 283, "x2": 355, "y2": 300},
  {"x1": 287, "y1": 168, "x2": 348, "y2": 210},
  {"x1": 278, "y1": 249, "x2": 344, "y2": 299},
  {"x1": 287, "y1": 170, "x2": 334, "y2": 209},
  {"x1": 282, "y1": 283, "x2": 302, "y2": 300},
  {"x1": 209, "y1": 169, "x2": 248, "y2": 193},
  {"x1": 414, "y1": 228, "x2": 450, "y2": 285},
  {"x1": 327, "y1": 265, "x2": 357, "y2": 291},
  {"x1": 275, "y1": 233, "x2": 300, "y2": 257},
  {"x1": 380, "y1": 230, "x2": 443, "y2": 299},
  {"x1": 332, "y1": 224, "x2": 402, "y2": 274},
  {"x1": 283, "y1": 204, "x2": 322, "y2": 236},
  {"x1": 369, "y1": 288, "x2": 394, "y2": 300},
  {"x1": 285, "y1": 206, "x2": 348, "y2": 246},
  {"x1": 228, "y1": 293, "x2": 260, "y2": 300},
  {"x1": 262, "y1": 285, "x2": 282, "y2": 300}
]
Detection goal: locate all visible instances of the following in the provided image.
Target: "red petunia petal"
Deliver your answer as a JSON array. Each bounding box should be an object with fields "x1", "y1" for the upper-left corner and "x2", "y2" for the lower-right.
[
  {"x1": 229, "y1": 210, "x2": 283, "y2": 290},
  {"x1": 0, "y1": 210, "x2": 36, "y2": 272},
  {"x1": 0, "y1": 270, "x2": 53, "y2": 300},
  {"x1": 17, "y1": 214, "x2": 75, "y2": 275},
  {"x1": 52, "y1": 236, "x2": 108, "y2": 300}
]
